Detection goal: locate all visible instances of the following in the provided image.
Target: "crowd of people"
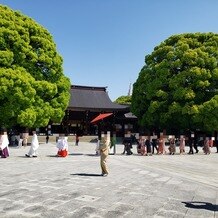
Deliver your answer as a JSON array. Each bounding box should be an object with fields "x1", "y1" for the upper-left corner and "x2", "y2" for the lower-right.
[
  {"x1": 0, "y1": 130, "x2": 110, "y2": 177},
  {"x1": 122, "y1": 134, "x2": 218, "y2": 156},
  {"x1": 1, "y1": 130, "x2": 217, "y2": 179},
  {"x1": 0, "y1": 131, "x2": 69, "y2": 159}
]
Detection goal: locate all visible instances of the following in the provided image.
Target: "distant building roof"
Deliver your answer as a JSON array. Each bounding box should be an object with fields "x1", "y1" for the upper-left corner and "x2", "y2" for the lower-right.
[
  {"x1": 68, "y1": 85, "x2": 129, "y2": 112},
  {"x1": 124, "y1": 112, "x2": 137, "y2": 119}
]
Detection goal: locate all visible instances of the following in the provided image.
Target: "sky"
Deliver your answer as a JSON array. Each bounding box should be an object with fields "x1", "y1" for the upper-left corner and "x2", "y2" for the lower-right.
[{"x1": 0, "y1": 0, "x2": 218, "y2": 100}]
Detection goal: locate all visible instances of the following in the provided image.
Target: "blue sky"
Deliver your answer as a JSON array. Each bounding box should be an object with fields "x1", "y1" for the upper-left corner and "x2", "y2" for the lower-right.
[{"x1": 0, "y1": 0, "x2": 218, "y2": 100}]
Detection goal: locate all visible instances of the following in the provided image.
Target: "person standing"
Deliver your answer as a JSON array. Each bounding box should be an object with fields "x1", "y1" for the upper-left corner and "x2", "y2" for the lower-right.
[
  {"x1": 75, "y1": 134, "x2": 79, "y2": 146},
  {"x1": 158, "y1": 135, "x2": 165, "y2": 154},
  {"x1": 179, "y1": 135, "x2": 185, "y2": 154},
  {"x1": 99, "y1": 135, "x2": 110, "y2": 176},
  {"x1": 203, "y1": 137, "x2": 210, "y2": 155},
  {"x1": 0, "y1": 131, "x2": 9, "y2": 158},
  {"x1": 168, "y1": 137, "x2": 176, "y2": 155},
  {"x1": 22, "y1": 133, "x2": 28, "y2": 147},
  {"x1": 145, "y1": 137, "x2": 152, "y2": 155},
  {"x1": 10, "y1": 134, "x2": 16, "y2": 147},
  {"x1": 208, "y1": 137, "x2": 214, "y2": 150},
  {"x1": 17, "y1": 133, "x2": 23, "y2": 148},
  {"x1": 187, "y1": 137, "x2": 194, "y2": 154},
  {"x1": 137, "y1": 137, "x2": 142, "y2": 154},
  {"x1": 140, "y1": 138, "x2": 147, "y2": 156},
  {"x1": 56, "y1": 135, "x2": 68, "y2": 157},
  {"x1": 193, "y1": 137, "x2": 199, "y2": 153},
  {"x1": 151, "y1": 138, "x2": 158, "y2": 154},
  {"x1": 46, "y1": 135, "x2": 49, "y2": 144},
  {"x1": 25, "y1": 131, "x2": 39, "y2": 157}
]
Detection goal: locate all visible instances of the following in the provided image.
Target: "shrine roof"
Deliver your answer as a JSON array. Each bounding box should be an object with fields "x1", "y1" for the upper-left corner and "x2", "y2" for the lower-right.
[{"x1": 68, "y1": 85, "x2": 129, "y2": 112}]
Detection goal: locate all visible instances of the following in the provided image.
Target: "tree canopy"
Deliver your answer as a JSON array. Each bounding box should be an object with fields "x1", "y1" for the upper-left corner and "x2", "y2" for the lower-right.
[
  {"x1": 132, "y1": 32, "x2": 218, "y2": 133},
  {"x1": 0, "y1": 5, "x2": 70, "y2": 129},
  {"x1": 114, "y1": 95, "x2": 131, "y2": 105}
]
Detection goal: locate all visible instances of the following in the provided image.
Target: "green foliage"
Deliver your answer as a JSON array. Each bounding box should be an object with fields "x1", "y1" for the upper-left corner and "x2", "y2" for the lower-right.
[
  {"x1": 132, "y1": 32, "x2": 218, "y2": 132},
  {"x1": 0, "y1": 5, "x2": 70, "y2": 128},
  {"x1": 114, "y1": 95, "x2": 131, "y2": 105}
]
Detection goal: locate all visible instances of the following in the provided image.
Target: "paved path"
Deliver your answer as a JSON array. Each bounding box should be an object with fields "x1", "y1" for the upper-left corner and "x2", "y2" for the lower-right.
[{"x1": 0, "y1": 142, "x2": 217, "y2": 218}]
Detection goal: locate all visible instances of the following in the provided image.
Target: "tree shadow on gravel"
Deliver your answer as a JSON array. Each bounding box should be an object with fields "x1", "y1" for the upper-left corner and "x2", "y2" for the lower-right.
[{"x1": 182, "y1": 201, "x2": 218, "y2": 212}]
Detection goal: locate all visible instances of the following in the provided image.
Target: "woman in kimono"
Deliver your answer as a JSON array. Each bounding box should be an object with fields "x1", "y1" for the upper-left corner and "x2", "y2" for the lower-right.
[
  {"x1": 179, "y1": 135, "x2": 185, "y2": 154},
  {"x1": 0, "y1": 131, "x2": 9, "y2": 158},
  {"x1": 137, "y1": 137, "x2": 142, "y2": 154},
  {"x1": 140, "y1": 138, "x2": 147, "y2": 156},
  {"x1": 57, "y1": 136, "x2": 68, "y2": 157},
  {"x1": 22, "y1": 133, "x2": 28, "y2": 147},
  {"x1": 25, "y1": 131, "x2": 39, "y2": 157},
  {"x1": 203, "y1": 137, "x2": 210, "y2": 155},
  {"x1": 168, "y1": 137, "x2": 176, "y2": 155},
  {"x1": 145, "y1": 137, "x2": 152, "y2": 155},
  {"x1": 208, "y1": 137, "x2": 214, "y2": 149},
  {"x1": 158, "y1": 135, "x2": 165, "y2": 154}
]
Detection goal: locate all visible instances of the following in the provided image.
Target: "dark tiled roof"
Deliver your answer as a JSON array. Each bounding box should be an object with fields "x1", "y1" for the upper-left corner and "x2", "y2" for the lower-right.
[{"x1": 68, "y1": 85, "x2": 129, "y2": 112}]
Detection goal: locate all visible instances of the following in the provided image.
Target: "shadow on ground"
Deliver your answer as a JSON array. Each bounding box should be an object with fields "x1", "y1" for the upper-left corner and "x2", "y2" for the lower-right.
[
  {"x1": 86, "y1": 154, "x2": 99, "y2": 157},
  {"x1": 71, "y1": 173, "x2": 102, "y2": 177},
  {"x1": 68, "y1": 153, "x2": 84, "y2": 156},
  {"x1": 46, "y1": 155, "x2": 59, "y2": 158},
  {"x1": 182, "y1": 201, "x2": 218, "y2": 212}
]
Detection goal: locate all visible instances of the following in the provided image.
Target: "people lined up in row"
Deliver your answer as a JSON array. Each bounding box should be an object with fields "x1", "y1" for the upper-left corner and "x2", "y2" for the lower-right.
[
  {"x1": 1, "y1": 132, "x2": 217, "y2": 159},
  {"x1": 7, "y1": 132, "x2": 29, "y2": 147},
  {"x1": 123, "y1": 135, "x2": 217, "y2": 156}
]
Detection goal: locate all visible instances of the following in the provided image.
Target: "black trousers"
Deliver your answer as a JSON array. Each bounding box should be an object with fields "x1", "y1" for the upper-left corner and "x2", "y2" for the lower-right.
[
  {"x1": 188, "y1": 145, "x2": 194, "y2": 154},
  {"x1": 193, "y1": 143, "x2": 199, "y2": 153},
  {"x1": 152, "y1": 144, "x2": 158, "y2": 153}
]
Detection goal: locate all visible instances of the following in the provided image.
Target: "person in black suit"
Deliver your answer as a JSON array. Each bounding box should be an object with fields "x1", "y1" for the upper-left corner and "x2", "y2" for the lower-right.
[{"x1": 151, "y1": 138, "x2": 158, "y2": 154}]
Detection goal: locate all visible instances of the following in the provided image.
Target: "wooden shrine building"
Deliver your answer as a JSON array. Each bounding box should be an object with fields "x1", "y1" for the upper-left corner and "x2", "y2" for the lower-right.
[{"x1": 51, "y1": 85, "x2": 138, "y2": 137}]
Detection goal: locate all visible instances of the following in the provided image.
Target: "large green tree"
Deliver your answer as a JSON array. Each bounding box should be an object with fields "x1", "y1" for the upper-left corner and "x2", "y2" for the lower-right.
[
  {"x1": 0, "y1": 5, "x2": 70, "y2": 129},
  {"x1": 132, "y1": 32, "x2": 218, "y2": 133},
  {"x1": 114, "y1": 95, "x2": 131, "y2": 105}
]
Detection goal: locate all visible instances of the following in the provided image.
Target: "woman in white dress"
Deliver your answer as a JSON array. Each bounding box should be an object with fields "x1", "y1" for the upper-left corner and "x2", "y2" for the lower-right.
[
  {"x1": 25, "y1": 131, "x2": 39, "y2": 157},
  {"x1": 56, "y1": 136, "x2": 68, "y2": 157},
  {"x1": 0, "y1": 131, "x2": 9, "y2": 158}
]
